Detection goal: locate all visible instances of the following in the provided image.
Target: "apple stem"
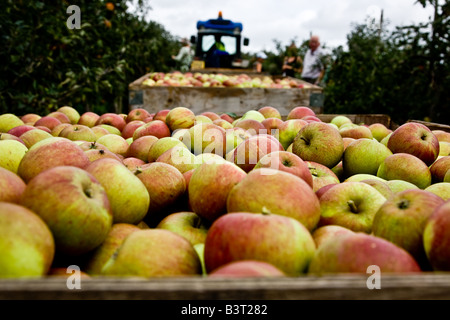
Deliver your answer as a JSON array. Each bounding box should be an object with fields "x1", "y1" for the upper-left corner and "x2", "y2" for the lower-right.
[
  {"x1": 347, "y1": 200, "x2": 358, "y2": 213},
  {"x1": 84, "y1": 188, "x2": 92, "y2": 198},
  {"x1": 261, "y1": 206, "x2": 272, "y2": 215},
  {"x1": 398, "y1": 199, "x2": 409, "y2": 209},
  {"x1": 300, "y1": 137, "x2": 310, "y2": 146}
]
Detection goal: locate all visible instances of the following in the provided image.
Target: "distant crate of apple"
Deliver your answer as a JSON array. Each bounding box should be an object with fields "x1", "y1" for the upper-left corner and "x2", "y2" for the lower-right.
[{"x1": 128, "y1": 72, "x2": 324, "y2": 116}]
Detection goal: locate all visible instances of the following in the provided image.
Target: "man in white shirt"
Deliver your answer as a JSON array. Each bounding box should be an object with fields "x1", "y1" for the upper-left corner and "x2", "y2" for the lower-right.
[
  {"x1": 172, "y1": 38, "x2": 195, "y2": 72},
  {"x1": 300, "y1": 35, "x2": 324, "y2": 85}
]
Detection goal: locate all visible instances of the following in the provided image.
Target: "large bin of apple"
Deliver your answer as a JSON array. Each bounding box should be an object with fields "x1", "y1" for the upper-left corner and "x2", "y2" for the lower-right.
[
  {"x1": 128, "y1": 71, "x2": 324, "y2": 116},
  {"x1": 0, "y1": 104, "x2": 450, "y2": 300}
]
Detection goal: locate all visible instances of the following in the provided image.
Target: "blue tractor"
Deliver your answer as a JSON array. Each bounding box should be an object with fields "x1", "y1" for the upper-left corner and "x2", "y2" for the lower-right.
[{"x1": 190, "y1": 12, "x2": 250, "y2": 70}]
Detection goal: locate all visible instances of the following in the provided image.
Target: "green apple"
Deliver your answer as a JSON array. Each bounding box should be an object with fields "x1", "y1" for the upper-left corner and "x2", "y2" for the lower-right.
[
  {"x1": 147, "y1": 136, "x2": 188, "y2": 162},
  {"x1": 21, "y1": 166, "x2": 113, "y2": 256},
  {"x1": 194, "y1": 115, "x2": 213, "y2": 124},
  {"x1": 57, "y1": 106, "x2": 81, "y2": 124},
  {"x1": 189, "y1": 161, "x2": 247, "y2": 222},
  {"x1": 240, "y1": 110, "x2": 266, "y2": 122},
  {"x1": 212, "y1": 118, "x2": 234, "y2": 130},
  {"x1": 224, "y1": 128, "x2": 249, "y2": 154},
  {"x1": 425, "y1": 183, "x2": 450, "y2": 201},
  {"x1": 156, "y1": 211, "x2": 210, "y2": 246},
  {"x1": 85, "y1": 158, "x2": 150, "y2": 224},
  {"x1": 95, "y1": 134, "x2": 129, "y2": 157},
  {"x1": 372, "y1": 189, "x2": 444, "y2": 269},
  {"x1": 344, "y1": 173, "x2": 386, "y2": 183},
  {"x1": 318, "y1": 181, "x2": 387, "y2": 233},
  {"x1": 377, "y1": 153, "x2": 432, "y2": 189},
  {"x1": 0, "y1": 113, "x2": 24, "y2": 133},
  {"x1": 439, "y1": 141, "x2": 450, "y2": 156},
  {"x1": 186, "y1": 122, "x2": 226, "y2": 156},
  {"x1": 155, "y1": 145, "x2": 199, "y2": 174},
  {"x1": 258, "y1": 106, "x2": 282, "y2": 119},
  {"x1": 385, "y1": 179, "x2": 420, "y2": 193},
  {"x1": 307, "y1": 232, "x2": 421, "y2": 274},
  {"x1": 59, "y1": 124, "x2": 97, "y2": 142},
  {"x1": 292, "y1": 121, "x2": 344, "y2": 169},
  {"x1": 342, "y1": 138, "x2": 393, "y2": 177},
  {"x1": 330, "y1": 115, "x2": 352, "y2": 128},
  {"x1": 17, "y1": 137, "x2": 90, "y2": 183},
  {"x1": 368, "y1": 123, "x2": 392, "y2": 142},
  {"x1": 96, "y1": 124, "x2": 122, "y2": 136},
  {"x1": 278, "y1": 119, "x2": 308, "y2": 150},
  {"x1": 305, "y1": 161, "x2": 341, "y2": 192},
  {"x1": 423, "y1": 201, "x2": 450, "y2": 271},
  {"x1": 83, "y1": 223, "x2": 141, "y2": 275},
  {"x1": 339, "y1": 125, "x2": 374, "y2": 140},
  {"x1": 19, "y1": 128, "x2": 53, "y2": 148},
  {"x1": 0, "y1": 166, "x2": 26, "y2": 203},
  {"x1": 101, "y1": 229, "x2": 202, "y2": 277},
  {"x1": 0, "y1": 139, "x2": 28, "y2": 174},
  {"x1": 78, "y1": 112, "x2": 100, "y2": 128},
  {"x1": 226, "y1": 168, "x2": 320, "y2": 231},
  {"x1": 360, "y1": 178, "x2": 394, "y2": 200},
  {"x1": 204, "y1": 212, "x2": 316, "y2": 276},
  {"x1": 0, "y1": 202, "x2": 55, "y2": 278}
]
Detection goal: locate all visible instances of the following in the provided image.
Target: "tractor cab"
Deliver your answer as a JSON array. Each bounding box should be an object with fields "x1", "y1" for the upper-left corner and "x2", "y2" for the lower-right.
[{"x1": 190, "y1": 12, "x2": 250, "y2": 70}]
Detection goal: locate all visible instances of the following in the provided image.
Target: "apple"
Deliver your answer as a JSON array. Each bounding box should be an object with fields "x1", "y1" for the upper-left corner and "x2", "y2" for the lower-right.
[
  {"x1": 227, "y1": 168, "x2": 320, "y2": 231},
  {"x1": 147, "y1": 136, "x2": 189, "y2": 162},
  {"x1": 287, "y1": 106, "x2": 316, "y2": 120},
  {"x1": 0, "y1": 113, "x2": 25, "y2": 133},
  {"x1": 21, "y1": 165, "x2": 113, "y2": 256},
  {"x1": 122, "y1": 156, "x2": 146, "y2": 171},
  {"x1": 233, "y1": 119, "x2": 266, "y2": 135},
  {"x1": 212, "y1": 118, "x2": 233, "y2": 130},
  {"x1": 20, "y1": 113, "x2": 41, "y2": 125},
  {"x1": 121, "y1": 120, "x2": 145, "y2": 140},
  {"x1": 165, "y1": 107, "x2": 196, "y2": 132},
  {"x1": 369, "y1": 123, "x2": 393, "y2": 142},
  {"x1": 0, "y1": 166, "x2": 26, "y2": 203},
  {"x1": 7, "y1": 124, "x2": 36, "y2": 137},
  {"x1": 95, "y1": 124, "x2": 122, "y2": 136},
  {"x1": 360, "y1": 178, "x2": 394, "y2": 200},
  {"x1": 385, "y1": 179, "x2": 420, "y2": 193},
  {"x1": 125, "y1": 135, "x2": 158, "y2": 162},
  {"x1": 85, "y1": 158, "x2": 150, "y2": 224},
  {"x1": 380, "y1": 132, "x2": 392, "y2": 147},
  {"x1": 311, "y1": 225, "x2": 355, "y2": 248},
  {"x1": 224, "y1": 127, "x2": 249, "y2": 154},
  {"x1": 232, "y1": 134, "x2": 284, "y2": 173},
  {"x1": 254, "y1": 150, "x2": 313, "y2": 188},
  {"x1": 132, "y1": 120, "x2": 171, "y2": 140},
  {"x1": 239, "y1": 110, "x2": 266, "y2": 122},
  {"x1": 315, "y1": 183, "x2": 339, "y2": 199},
  {"x1": 330, "y1": 115, "x2": 353, "y2": 128},
  {"x1": 208, "y1": 260, "x2": 286, "y2": 278},
  {"x1": 204, "y1": 212, "x2": 316, "y2": 276},
  {"x1": 344, "y1": 173, "x2": 386, "y2": 183},
  {"x1": 278, "y1": 119, "x2": 308, "y2": 150},
  {"x1": 33, "y1": 116, "x2": 62, "y2": 131},
  {"x1": 85, "y1": 147, "x2": 123, "y2": 163},
  {"x1": 200, "y1": 111, "x2": 221, "y2": 122},
  {"x1": 83, "y1": 223, "x2": 141, "y2": 275},
  {"x1": 432, "y1": 130, "x2": 450, "y2": 143},
  {"x1": 307, "y1": 232, "x2": 421, "y2": 274},
  {"x1": 194, "y1": 115, "x2": 213, "y2": 124},
  {"x1": 78, "y1": 111, "x2": 100, "y2": 128},
  {"x1": 0, "y1": 202, "x2": 55, "y2": 278},
  {"x1": 339, "y1": 125, "x2": 374, "y2": 140},
  {"x1": 59, "y1": 124, "x2": 97, "y2": 142},
  {"x1": 439, "y1": 141, "x2": 450, "y2": 157},
  {"x1": 292, "y1": 121, "x2": 344, "y2": 169},
  {"x1": 0, "y1": 132, "x2": 26, "y2": 145},
  {"x1": 153, "y1": 109, "x2": 171, "y2": 122},
  {"x1": 51, "y1": 123, "x2": 72, "y2": 137},
  {"x1": 19, "y1": 128, "x2": 53, "y2": 148},
  {"x1": 186, "y1": 122, "x2": 227, "y2": 156},
  {"x1": 302, "y1": 115, "x2": 322, "y2": 122},
  {"x1": 387, "y1": 122, "x2": 440, "y2": 166},
  {"x1": 261, "y1": 117, "x2": 284, "y2": 137},
  {"x1": 0, "y1": 139, "x2": 28, "y2": 174},
  {"x1": 95, "y1": 133, "x2": 130, "y2": 157},
  {"x1": 101, "y1": 229, "x2": 202, "y2": 277},
  {"x1": 91, "y1": 125, "x2": 111, "y2": 139},
  {"x1": 445, "y1": 170, "x2": 450, "y2": 182},
  {"x1": 126, "y1": 108, "x2": 151, "y2": 123},
  {"x1": 156, "y1": 211, "x2": 210, "y2": 246},
  {"x1": 57, "y1": 106, "x2": 81, "y2": 124},
  {"x1": 156, "y1": 145, "x2": 199, "y2": 174},
  {"x1": 220, "y1": 113, "x2": 235, "y2": 123},
  {"x1": 189, "y1": 161, "x2": 247, "y2": 222},
  {"x1": 342, "y1": 137, "x2": 356, "y2": 150},
  {"x1": 377, "y1": 153, "x2": 432, "y2": 189},
  {"x1": 305, "y1": 161, "x2": 341, "y2": 192},
  {"x1": 47, "y1": 111, "x2": 71, "y2": 124},
  {"x1": 135, "y1": 162, "x2": 186, "y2": 225},
  {"x1": 423, "y1": 200, "x2": 450, "y2": 271},
  {"x1": 258, "y1": 106, "x2": 282, "y2": 120},
  {"x1": 342, "y1": 138, "x2": 393, "y2": 177},
  {"x1": 318, "y1": 181, "x2": 387, "y2": 233},
  {"x1": 425, "y1": 183, "x2": 450, "y2": 201},
  {"x1": 372, "y1": 189, "x2": 444, "y2": 269},
  {"x1": 95, "y1": 112, "x2": 127, "y2": 132}
]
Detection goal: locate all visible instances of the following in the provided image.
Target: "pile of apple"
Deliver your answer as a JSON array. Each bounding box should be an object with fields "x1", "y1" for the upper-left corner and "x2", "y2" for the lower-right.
[
  {"x1": 141, "y1": 71, "x2": 310, "y2": 89},
  {"x1": 0, "y1": 104, "x2": 449, "y2": 280}
]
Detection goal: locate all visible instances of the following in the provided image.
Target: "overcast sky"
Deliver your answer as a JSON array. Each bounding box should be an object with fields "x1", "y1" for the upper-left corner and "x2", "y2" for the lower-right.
[{"x1": 138, "y1": 0, "x2": 435, "y2": 54}]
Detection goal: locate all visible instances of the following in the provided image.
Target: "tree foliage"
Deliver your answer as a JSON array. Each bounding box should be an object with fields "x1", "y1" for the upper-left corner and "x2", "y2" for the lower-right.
[
  {"x1": 323, "y1": 0, "x2": 449, "y2": 124},
  {"x1": 0, "y1": 1, "x2": 179, "y2": 116}
]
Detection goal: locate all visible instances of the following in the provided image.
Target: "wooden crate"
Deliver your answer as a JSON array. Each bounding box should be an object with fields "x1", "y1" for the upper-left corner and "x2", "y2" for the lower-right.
[
  {"x1": 1, "y1": 273, "x2": 450, "y2": 300},
  {"x1": 128, "y1": 73, "x2": 324, "y2": 116}
]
